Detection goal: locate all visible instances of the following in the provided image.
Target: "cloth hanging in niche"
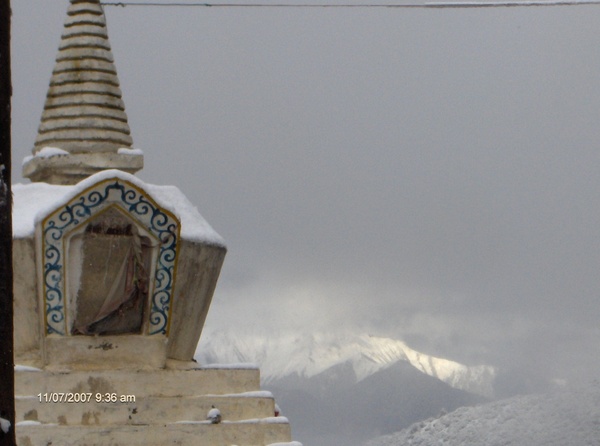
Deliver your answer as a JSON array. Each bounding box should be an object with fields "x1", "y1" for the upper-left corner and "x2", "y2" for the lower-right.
[{"x1": 74, "y1": 225, "x2": 150, "y2": 335}]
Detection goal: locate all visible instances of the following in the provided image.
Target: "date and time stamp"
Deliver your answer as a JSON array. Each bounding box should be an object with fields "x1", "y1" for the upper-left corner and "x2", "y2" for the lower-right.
[{"x1": 37, "y1": 393, "x2": 136, "y2": 404}]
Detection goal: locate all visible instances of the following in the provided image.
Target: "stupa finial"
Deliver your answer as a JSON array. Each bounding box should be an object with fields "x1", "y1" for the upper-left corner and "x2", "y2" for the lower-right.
[{"x1": 22, "y1": 0, "x2": 143, "y2": 185}]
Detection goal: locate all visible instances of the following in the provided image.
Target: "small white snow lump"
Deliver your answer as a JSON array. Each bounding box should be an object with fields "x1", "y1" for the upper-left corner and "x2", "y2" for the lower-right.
[{"x1": 207, "y1": 405, "x2": 222, "y2": 424}]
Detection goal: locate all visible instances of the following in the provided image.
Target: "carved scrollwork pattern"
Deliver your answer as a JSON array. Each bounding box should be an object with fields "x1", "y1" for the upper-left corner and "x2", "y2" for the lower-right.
[{"x1": 42, "y1": 178, "x2": 180, "y2": 336}]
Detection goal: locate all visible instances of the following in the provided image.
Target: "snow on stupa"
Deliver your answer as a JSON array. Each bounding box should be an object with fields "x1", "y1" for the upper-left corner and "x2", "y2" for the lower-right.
[{"x1": 13, "y1": 1, "x2": 299, "y2": 444}]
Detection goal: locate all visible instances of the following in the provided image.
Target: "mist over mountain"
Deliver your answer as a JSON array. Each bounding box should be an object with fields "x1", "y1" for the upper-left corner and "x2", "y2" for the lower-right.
[{"x1": 196, "y1": 331, "x2": 494, "y2": 446}]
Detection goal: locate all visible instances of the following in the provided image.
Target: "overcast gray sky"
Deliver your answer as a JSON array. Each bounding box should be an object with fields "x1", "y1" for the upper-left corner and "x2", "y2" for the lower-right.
[{"x1": 11, "y1": 0, "x2": 600, "y2": 392}]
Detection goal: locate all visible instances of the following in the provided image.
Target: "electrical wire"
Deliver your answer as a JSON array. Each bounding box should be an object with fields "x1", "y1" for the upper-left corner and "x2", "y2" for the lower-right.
[{"x1": 100, "y1": 0, "x2": 600, "y2": 8}]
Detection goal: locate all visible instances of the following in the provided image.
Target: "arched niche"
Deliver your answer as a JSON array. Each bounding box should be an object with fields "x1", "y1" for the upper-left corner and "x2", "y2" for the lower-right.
[
  {"x1": 38, "y1": 177, "x2": 180, "y2": 337},
  {"x1": 66, "y1": 206, "x2": 157, "y2": 336}
]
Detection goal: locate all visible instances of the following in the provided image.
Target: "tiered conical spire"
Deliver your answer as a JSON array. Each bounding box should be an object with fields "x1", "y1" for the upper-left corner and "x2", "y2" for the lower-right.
[
  {"x1": 23, "y1": 0, "x2": 142, "y2": 184},
  {"x1": 35, "y1": 0, "x2": 133, "y2": 152}
]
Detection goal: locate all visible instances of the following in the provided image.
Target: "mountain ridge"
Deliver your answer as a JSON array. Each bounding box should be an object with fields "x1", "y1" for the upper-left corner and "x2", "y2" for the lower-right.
[
  {"x1": 366, "y1": 379, "x2": 600, "y2": 446},
  {"x1": 267, "y1": 358, "x2": 488, "y2": 446},
  {"x1": 195, "y1": 330, "x2": 496, "y2": 398}
]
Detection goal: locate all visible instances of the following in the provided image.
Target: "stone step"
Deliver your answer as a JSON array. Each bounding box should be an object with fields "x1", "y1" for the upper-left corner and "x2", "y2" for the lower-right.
[
  {"x1": 16, "y1": 392, "x2": 277, "y2": 426},
  {"x1": 16, "y1": 365, "x2": 261, "y2": 398},
  {"x1": 16, "y1": 418, "x2": 292, "y2": 446}
]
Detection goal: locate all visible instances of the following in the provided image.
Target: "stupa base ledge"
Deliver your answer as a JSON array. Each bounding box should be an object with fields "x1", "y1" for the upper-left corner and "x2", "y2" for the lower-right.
[
  {"x1": 16, "y1": 419, "x2": 293, "y2": 446},
  {"x1": 42, "y1": 335, "x2": 167, "y2": 371},
  {"x1": 15, "y1": 364, "x2": 262, "y2": 402},
  {"x1": 14, "y1": 363, "x2": 293, "y2": 446}
]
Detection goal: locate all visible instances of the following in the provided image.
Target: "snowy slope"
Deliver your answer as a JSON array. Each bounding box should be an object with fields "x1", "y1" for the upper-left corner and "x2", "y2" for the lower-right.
[
  {"x1": 365, "y1": 379, "x2": 600, "y2": 446},
  {"x1": 196, "y1": 331, "x2": 495, "y2": 397}
]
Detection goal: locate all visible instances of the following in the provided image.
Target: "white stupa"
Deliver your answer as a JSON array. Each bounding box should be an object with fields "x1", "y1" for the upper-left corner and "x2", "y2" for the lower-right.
[{"x1": 13, "y1": 1, "x2": 299, "y2": 444}]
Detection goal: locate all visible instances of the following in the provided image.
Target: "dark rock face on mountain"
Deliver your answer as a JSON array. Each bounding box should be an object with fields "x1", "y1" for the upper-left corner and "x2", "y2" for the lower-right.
[{"x1": 267, "y1": 360, "x2": 487, "y2": 446}]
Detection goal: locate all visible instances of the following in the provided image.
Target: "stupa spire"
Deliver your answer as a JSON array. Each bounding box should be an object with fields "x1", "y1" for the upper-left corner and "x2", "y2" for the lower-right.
[{"x1": 23, "y1": 0, "x2": 143, "y2": 185}]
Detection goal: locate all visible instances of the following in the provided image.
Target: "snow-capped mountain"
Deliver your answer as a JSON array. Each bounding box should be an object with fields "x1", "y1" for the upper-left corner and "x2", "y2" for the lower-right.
[
  {"x1": 196, "y1": 330, "x2": 493, "y2": 446},
  {"x1": 365, "y1": 379, "x2": 600, "y2": 446},
  {"x1": 195, "y1": 331, "x2": 496, "y2": 398}
]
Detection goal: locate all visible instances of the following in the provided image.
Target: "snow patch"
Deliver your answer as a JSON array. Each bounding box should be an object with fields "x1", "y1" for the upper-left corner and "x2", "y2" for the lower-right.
[
  {"x1": 240, "y1": 416, "x2": 290, "y2": 424},
  {"x1": 267, "y1": 443, "x2": 304, "y2": 446},
  {"x1": 15, "y1": 420, "x2": 42, "y2": 427},
  {"x1": 203, "y1": 391, "x2": 273, "y2": 398},
  {"x1": 14, "y1": 365, "x2": 42, "y2": 372},
  {"x1": 365, "y1": 379, "x2": 600, "y2": 446},
  {"x1": 0, "y1": 417, "x2": 10, "y2": 434},
  {"x1": 117, "y1": 147, "x2": 144, "y2": 155},
  {"x1": 12, "y1": 169, "x2": 225, "y2": 246},
  {"x1": 21, "y1": 147, "x2": 70, "y2": 166}
]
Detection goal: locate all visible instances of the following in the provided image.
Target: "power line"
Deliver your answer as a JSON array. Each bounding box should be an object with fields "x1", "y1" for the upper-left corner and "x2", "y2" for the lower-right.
[
  {"x1": 100, "y1": 2, "x2": 424, "y2": 6},
  {"x1": 100, "y1": 0, "x2": 600, "y2": 8}
]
